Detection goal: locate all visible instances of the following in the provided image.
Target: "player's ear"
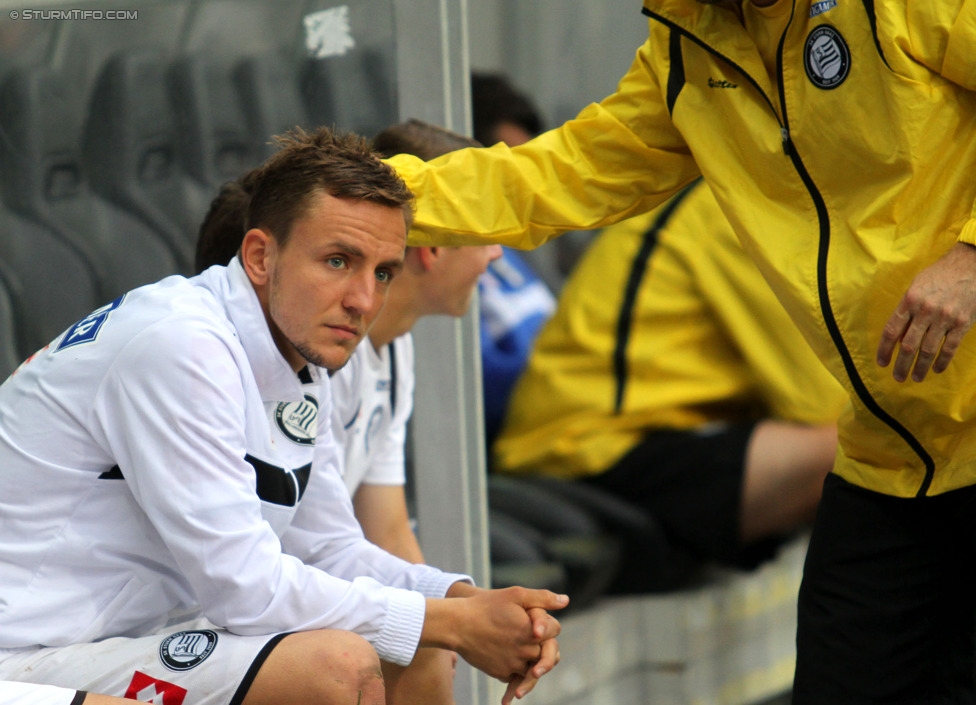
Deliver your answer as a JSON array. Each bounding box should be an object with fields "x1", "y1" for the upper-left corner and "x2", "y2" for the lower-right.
[
  {"x1": 240, "y1": 228, "x2": 275, "y2": 286},
  {"x1": 415, "y1": 246, "x2": 441, "y2": 272}
]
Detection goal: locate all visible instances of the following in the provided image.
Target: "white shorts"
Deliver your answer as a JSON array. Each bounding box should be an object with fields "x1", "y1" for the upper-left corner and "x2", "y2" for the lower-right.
[
  {"x1": 0, "y1": 681, "x2": 84, "y2": 705},
  {"x1": 0, "y1": 619, "x2": 284, "y2": 705}
]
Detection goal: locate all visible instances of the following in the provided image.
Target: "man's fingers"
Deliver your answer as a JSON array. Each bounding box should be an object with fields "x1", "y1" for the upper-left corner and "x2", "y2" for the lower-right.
[
  {"x1": 502, "y1": 676, "x2": 523, "y2": 705},
  {"x1": 878, "y1": 243, "x2": 976, "y2": 381},
  {"x1": 512, "y1": 655, "x2": 548, "y2": 701},
  {"x1": 892, "y1": 335, "x2": 921, "y2": 384},
  {"x1": 532, "y1": 637, "x2": 560, "y2": 678},
  {"x1": 516, "y1": 588, "x2": 570, "y2": 612},
  {"x1": 932, "y1": 329, "x2": 963, "y2": 374},
  {"x1": 909, "y1": 326, "x2": 951, "y2": 382},
  {"x1": 877, "y1": 308, "x2": 911, "y2": 367},
  {"x1": 888, "y1": 317, "x2": 955, "y2": 383},
  {"x1": 526, "y1": 606, "x2": 561, "y2": 640},
  {"x1": 513, "y1": 669, "x2": 540, "y2": 700},
  {"x1": 505, "y1": 638, "x2": 561, "y2": 701}
]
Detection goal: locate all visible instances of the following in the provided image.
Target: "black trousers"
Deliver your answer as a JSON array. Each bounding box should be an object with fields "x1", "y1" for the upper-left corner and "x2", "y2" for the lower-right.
[{"x1": 793, "y1": 473, "x2": 976, "y2": 704}]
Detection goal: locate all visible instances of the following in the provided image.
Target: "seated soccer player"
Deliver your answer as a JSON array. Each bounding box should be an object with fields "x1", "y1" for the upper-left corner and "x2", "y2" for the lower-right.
[
  {"x1": 0, "y1": 126, "x2": 565, "y2": 705},
  {"x1": 194, "y1": 119, "x2": 503, "y2": 704}
]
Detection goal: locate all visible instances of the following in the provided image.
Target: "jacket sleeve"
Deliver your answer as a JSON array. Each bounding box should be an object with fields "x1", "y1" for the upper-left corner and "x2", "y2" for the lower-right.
[
  {"x1": 900, "y1": 1, "x2": 976, "y2": 91},
  {"x1": 390, "y1": 38, "x2": 701, "y2": 249},
  {"x1": 896, "y1": 2, "x2": 976, "y2": 247},
  {"x1": 91, "y1": 320, "x2": 457, "y2": 667}
]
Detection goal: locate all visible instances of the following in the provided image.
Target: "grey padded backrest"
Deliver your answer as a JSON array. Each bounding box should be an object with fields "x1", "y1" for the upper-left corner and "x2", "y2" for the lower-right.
[
  {"x1": 0, "y1": 203, "x2": 100, "y2": 356},
  {"x1": 233, "y1": 53, "x2": 310, "y2": 159},
  {"x1": 0, "y1": 64, "x2": 180, "y2": 302},
  {"x1": 301, "y1": 48, "x2": 397, "y2": 139},
  {"x1": 169, "y1": 54, "x2": 263, "y2": 191},
  {"x1": 84, "y1": 48, "x2": 207, "y2": 273}
]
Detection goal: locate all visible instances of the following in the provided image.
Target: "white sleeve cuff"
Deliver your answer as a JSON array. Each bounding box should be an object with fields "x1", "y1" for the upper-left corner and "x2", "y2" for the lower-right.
[
  {"x1": 415, "y1": 570, "x2": 474, "y2": 598},
  {"x1": 372, "y1": 588, "x2": 427, "y2": 666}
]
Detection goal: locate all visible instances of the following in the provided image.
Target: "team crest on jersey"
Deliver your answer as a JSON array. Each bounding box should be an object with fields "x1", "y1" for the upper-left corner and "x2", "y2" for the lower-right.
[
  {"x1": 804, "y1": 25, "x2": 850, "y2": 89},
  {"x1": 275, "y1": 393, "x2": 318, "y2": 445},
  {"x1": 55, "y1": 295, "x2": 125, "y2": 352},
  {"x1": 158, "y1": 629, "x2": 217, "y2": 672}
]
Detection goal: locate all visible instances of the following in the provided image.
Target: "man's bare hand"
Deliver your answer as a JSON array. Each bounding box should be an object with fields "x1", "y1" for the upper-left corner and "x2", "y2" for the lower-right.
[
  {"x1": 501, "y1": 606, "x2": 563, "y2": 704},
  {"x1": 423, "y1": 586, "x2": 568, "y2": 700},
  {"x1": 877, "y1": 242, "x2": 976, "y2": 382}
]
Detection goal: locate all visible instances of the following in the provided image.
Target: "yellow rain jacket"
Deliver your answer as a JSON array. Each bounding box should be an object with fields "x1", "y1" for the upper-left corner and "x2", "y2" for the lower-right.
[
  {"x1": 493, "y1": 181, "x2": 847, "y2": 479},
  {"x1": 391, "y1": 1, "x2": 976, "y2": 498}
]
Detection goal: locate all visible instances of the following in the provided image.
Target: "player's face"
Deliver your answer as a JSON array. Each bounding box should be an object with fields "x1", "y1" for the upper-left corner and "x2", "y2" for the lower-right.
[
  {"x1": 490, "y1": 121, "x2": 534, "y2": 148},
  {"x1": 267, "y1": 192, "x2": 406, "y2": 371},
  {"x1": 428, "y1": 244, "x2": 503, "y2": 317}
]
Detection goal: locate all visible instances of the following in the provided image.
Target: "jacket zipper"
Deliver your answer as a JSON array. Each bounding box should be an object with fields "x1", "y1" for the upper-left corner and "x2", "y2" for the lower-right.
[{"x1": 644, "y1": 6, "x2": 936, "y2": 496}]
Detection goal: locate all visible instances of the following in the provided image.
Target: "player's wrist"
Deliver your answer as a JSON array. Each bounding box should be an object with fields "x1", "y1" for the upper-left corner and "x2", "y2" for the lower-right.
[
  {"x1": 445, "y1": 580, "x2": 480, "y2": 598},
  {"x1": 421, "y1": 597, "x2": 464, "y2": 652}
]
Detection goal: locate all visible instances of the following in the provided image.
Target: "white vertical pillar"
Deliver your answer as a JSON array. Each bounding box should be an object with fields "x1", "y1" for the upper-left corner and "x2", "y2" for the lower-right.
[{"x1": 391, "y1": 2, "x2": 493, "y2": 704}]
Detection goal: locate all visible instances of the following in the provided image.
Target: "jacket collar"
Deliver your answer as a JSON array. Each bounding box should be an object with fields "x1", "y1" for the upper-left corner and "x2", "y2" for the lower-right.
[
  {"x1": 203, "y1": 259, "x2": 310, "y2": 403},
  {"x1": 642, "y1": 0, "x2": 784, "y2": 108}
]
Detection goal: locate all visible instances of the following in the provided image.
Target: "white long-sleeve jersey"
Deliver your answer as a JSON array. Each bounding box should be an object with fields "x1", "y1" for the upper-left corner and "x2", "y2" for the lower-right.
[
  {"x1": 331, "y1": 334, "x2": 414, "y2": 494},
  {"x1": 0, "y1": 260, "x2": 467, "y2": 666}
]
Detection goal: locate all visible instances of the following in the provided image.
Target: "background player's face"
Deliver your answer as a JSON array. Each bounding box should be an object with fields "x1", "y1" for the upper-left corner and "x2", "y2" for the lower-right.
[
  {"x1": 266, "y1": 191, "x2": 406, "y2": 371},
  {"x1": 425, "y1": 245, "x2": 503, "y2": 317}
]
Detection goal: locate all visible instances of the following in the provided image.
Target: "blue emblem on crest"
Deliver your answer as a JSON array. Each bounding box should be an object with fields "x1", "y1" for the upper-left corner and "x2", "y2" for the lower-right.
[{"x1": 55, "y1": 296, "x2": 125, "y2": 352}]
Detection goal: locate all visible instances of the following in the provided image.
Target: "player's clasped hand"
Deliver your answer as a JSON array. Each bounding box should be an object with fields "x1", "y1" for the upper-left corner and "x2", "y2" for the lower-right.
[
  {"x1": 449, "y1": 586, "x2": 568, "y2": 704},
  {"x1": 877, "y1": 242, "x2": 976, "y2": 382},
  {"x1": 501, "y1": 605, "x2": 563, "y2": 705}
]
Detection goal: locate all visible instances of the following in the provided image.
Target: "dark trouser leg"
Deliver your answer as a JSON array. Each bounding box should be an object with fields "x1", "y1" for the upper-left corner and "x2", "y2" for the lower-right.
[{"x1": 793, "y1": 473, "x2": 976, "y2": 704}]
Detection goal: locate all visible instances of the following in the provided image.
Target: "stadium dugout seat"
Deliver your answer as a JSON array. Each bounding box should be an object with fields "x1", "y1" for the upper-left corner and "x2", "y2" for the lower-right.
[
  {"x1": 0, "y1": 65, "x2": 180, "y2": 303},
  {"x1": 302, "y1": 48, "x2": 396, "y2": 139},
  {"x1": 233, "y1": 54, "x2": 310, "y2": 159},
  {"x1": 489, "y1": 509, "x2": 568, "y2": 595},
  {"x1": 518, "y1": 474, "x2": 703, "y2": 594},
  {"x1": 84, "y1": 48, "x2": 208, "y2": 274},
  {"x1": 488, "y1": 475, "x2": 622, "y2": 611},
  {"x1": 0, "y1": 202, "x2": 100, "y2": 357},
  {"x1": 168, "y1": 54, "x2": 263, "y2": 191}
]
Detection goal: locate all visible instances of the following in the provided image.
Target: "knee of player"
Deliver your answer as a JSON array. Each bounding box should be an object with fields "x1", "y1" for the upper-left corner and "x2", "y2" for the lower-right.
[{"x1": 290, "y1": 630, "x2": 385, "y2": 701}]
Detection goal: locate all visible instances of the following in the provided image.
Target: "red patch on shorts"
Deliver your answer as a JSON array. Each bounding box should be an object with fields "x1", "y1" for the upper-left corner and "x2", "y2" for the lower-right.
[{"x1": 124, "y1": 670, "x2": 188, "y2": 704}]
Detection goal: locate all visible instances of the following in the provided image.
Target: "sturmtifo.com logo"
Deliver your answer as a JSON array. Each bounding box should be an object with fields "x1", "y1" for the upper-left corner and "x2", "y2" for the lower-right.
[{"x1": 8, "y1": 9, "x2": 138, "y2": 20}]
